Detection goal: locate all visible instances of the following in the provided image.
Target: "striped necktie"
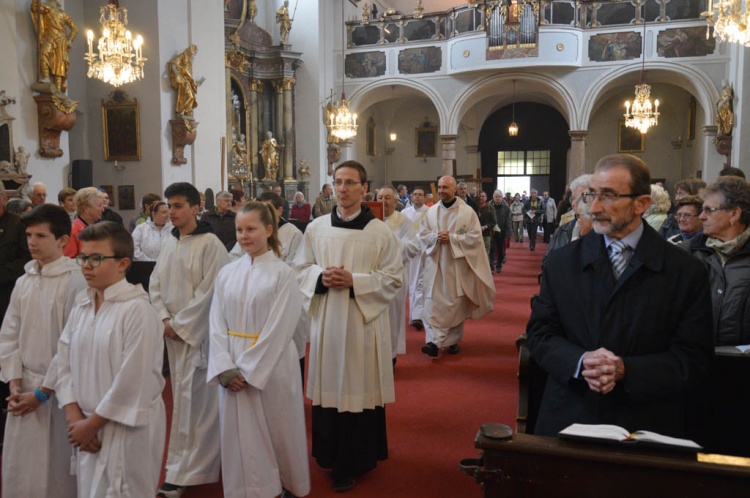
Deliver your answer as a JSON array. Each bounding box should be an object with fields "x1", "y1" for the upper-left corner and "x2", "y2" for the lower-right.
[{"x1": 609, "y1": 239, "x2": 629, "y2": 279}]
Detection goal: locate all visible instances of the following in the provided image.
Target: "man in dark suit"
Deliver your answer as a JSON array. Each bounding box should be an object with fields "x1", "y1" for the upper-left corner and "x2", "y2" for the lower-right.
[{"x1": 526, "y1": 154, "x2": 713, "y2": 440}]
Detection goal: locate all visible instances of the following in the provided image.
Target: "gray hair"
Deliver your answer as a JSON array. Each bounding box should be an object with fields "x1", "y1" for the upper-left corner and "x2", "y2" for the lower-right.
[
  {"x1": 646, "y1": 184, "x2": 671, "y2": 215},
  {"x1": 493, "y1": 189, "x2": 503, "y2": 197},
  {"x1": 704, "y1": 176, "x2": 750, "y2": 226},
  {"x1": 569, "y1": 174, "x2": 593, "y2": 194},
  {"x1": 378, "y1": 185, "x2": 397, "y2": 196},
  {"x1": 216, "y1": 190, "x2": 232, "y2": 201},
  {"x1": 457, "y1": 181, "x2": 467, "y2": 188}
]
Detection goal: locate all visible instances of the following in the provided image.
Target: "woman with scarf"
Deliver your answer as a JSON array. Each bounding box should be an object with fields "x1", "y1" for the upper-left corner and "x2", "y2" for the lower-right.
[{"x1": 290, "y1": 191, "x2": 311, "y2": 221}]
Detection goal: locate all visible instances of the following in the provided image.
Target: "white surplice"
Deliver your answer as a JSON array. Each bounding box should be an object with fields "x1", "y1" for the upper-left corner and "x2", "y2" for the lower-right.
[
  {"x1": 294, "y1": 214, "x2": 402, "y2": 412},
  {"x1": 55, "y1": 279, "x2": 166, "y2": 498},
  {"x1": 419, "y1": 198, "x2": 496, "y2": 348},
  {"x1": 401, "y1": 205, "x2": 429, "y2": 323},
  {"x1": 229, "y1": 222, "x2": 309, "y2": 359},
  {"x1": 149, "y1": 229, "x2": 229, "y2": 486},
  {"x1": 384, "y1": 211, "x2": 421, "y2": 357},
  {"x1": 208, "y1": 251, "x2": 310, "y2": 498},
  {"x1": 0, "y1": 257, "x2": 86, "y2": 498}
]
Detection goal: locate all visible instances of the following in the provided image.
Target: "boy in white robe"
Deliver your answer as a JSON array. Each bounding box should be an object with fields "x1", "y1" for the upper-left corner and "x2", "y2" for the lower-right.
[
  {"x1": 0, "y1": 205, "x2": 85, "y2": 498},
  {"x1": 55, "y1": 221, "x2": 166, "y2": 498},
  {"x1": 209, "y1": 202, "x2": 310, "y2": 498},
  {"x1": 401, "y1": 187, "x2": 429, "y2": 329},
  {"x1": 150, "y1": 182, "x2": 228, "y2": 498}
]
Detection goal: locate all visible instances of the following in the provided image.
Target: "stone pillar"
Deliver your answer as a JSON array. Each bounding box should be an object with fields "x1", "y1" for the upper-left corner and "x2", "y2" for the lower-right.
[
  {"x1": 440, "y1": 134, "x2": 458, "y2": 176},
  {"x1": 282, "y1": 77, "x2": 296, "y2": 181},
  {"x1": 568, "y1": 130, "x2": 588, "y2": 182},
  {"x1": 249, "y1": 79, "x2": 262, "y2": 180},
  {"x1": 465, "y1": 144, "x2": 480, "y2": 185}
]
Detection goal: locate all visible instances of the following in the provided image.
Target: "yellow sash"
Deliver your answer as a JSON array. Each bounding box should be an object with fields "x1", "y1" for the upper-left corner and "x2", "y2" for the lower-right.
[{"x1": 227, "y1": 330, "x2": 260, "y2": 349}]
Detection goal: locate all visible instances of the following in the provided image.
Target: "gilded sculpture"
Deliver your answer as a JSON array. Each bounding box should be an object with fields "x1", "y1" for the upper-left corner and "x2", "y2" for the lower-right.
[
  {"x1": 716, "y1": 82, "x2": 734, "y2": 137},
  {"x1": 276, "y1": 0, "x2": 292, "y2": 44},
  {"x1": 168, "y1": 44, "x2": 203, "y2": 117},
  {"x1": 260, "y1": 131, "x2": 280, "y2": 181},
  {"x1": 30, "y1": 0, "x2": 78, "y2": 93}
]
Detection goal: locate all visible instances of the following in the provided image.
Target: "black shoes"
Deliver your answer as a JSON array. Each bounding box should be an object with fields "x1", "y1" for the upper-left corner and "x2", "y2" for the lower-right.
[
  {"x1": 448, "y1": 344, "x2": 460, "y2": 355},
  {"x1": 157, "y1": 483, "x2": 186, "y2": 498},
  {"x1": 411, "y1": 320, "x2": 424, "y2": 331},
  {"x1": 421, "y1": 342, "x2": 438, "y2": 357},
  {"x1": 333, "y1": 477, "x2": 356, "y2": 493}
]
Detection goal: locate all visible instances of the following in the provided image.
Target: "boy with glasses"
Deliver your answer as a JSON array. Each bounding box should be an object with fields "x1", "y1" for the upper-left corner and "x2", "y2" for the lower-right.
[{"x1": 55, "y1": 221, "x2": 167, "y2": 497}]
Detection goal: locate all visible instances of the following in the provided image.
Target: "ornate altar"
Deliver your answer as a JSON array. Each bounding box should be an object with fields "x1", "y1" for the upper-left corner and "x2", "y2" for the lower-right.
[
  {"x1": 0, "y1": 92, "x2": 32, "y2": 196},
  {"x1": 225, "y1": 0, "x2": 304, "y2": 200}
]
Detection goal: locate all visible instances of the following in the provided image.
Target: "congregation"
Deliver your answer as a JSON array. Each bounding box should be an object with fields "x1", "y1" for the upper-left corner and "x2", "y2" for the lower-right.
[{"x1": 0, "y1": 155, "x2": 748, "y2": 497}]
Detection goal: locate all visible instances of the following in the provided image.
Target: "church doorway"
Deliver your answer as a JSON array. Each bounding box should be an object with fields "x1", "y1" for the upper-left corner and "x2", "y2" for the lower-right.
[{"x1": 479, "y1": 102, "x2": 570, "y2": 201}]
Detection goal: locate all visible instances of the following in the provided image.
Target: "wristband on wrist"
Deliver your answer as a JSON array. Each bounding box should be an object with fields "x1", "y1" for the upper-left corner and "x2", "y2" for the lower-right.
[{"x1": 34, "y1": 387, "x2": 50, "y2": 403}]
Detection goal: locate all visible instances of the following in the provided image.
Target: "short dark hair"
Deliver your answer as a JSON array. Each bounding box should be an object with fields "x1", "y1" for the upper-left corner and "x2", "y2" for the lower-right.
[
  {"x1": 257, "y1": 191, "x2": 284, "y2": 210},
  {"x1": 704, "y1": 176, "x2": 750, "y2": 226},
  {"x1": 675, "y1": 195, "x2": 703, "y2": 215},
  {"x1": 21, "y1": 204, "x2": 71, "y2": 239},
  {"x1": 594, "y1": 154, "x2": 651, "y2": 196},
  {"x1": 230, "y1": 189, "x2": 244, "y2": 207},
  {"x1": 719, "y1": 166, "x2": 746, "y2": 179},
  {"x1": 141, "y1": 193, "x2": 161, "y2": 210},
  {"x1": 78, "y1": 221, "x2": 134, "y2": 260},
  {"x1": 149, "y1": 201, "x2": 167, "y2": 221},
  {"x1": 164, "y1": 183, "x2": 200, "y2": 207},
  {"x1": 335, "y1": 160, "x2": 368, "y2": 184},
  {"x1": 57, "y1": 187, "x2": 76, "y2": 204},
  {"x1": 674, "y1": 177, "x2": 707, "y2": 196},
  {"x1": 412, "y1": 186, "x2": 426, "y2": 195}
]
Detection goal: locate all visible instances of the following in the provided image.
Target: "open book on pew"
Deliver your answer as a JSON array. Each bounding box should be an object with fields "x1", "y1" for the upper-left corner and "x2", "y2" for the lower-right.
[{"x1": 559, "y1": 424, "x2": 702, "y2": 453}]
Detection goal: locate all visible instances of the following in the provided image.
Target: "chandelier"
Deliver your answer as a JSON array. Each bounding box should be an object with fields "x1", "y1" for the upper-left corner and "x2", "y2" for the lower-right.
[
  {"x1": 508, "y1": 80, "x2": 518, "y2": 137},
  {"x1": 328, "y1": 0, "x2": 358, "y2": 141},
  {"x1": 702, "y1": 0, "x2": 750, "y2": 47},
  {"x1": 85, "y1": 0, "x2": 146, "y2": 87},
  {"x1": 623, "y1": 16, "x2": 659, "y2": 134}
]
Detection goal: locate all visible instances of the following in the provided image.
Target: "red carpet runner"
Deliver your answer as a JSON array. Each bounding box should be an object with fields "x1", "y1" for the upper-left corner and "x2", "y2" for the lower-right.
[{"x1": 158, "y1": 240, "x2": 546, "y2": 497}]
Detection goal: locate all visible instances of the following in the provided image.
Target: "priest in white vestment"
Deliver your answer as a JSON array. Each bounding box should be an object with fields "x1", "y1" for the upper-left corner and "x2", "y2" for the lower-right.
[
  {"x1": 294, "y1": 161, "x2": 402, "y2": 493},
  {"x1": 401, "y1": 186, "x2": 429, "y2": 329},
  {"x1": 0, "y1": 205, "x2": 86, "y2": 498},
  {"x1": 419, "y1": 176, "x2": 495, "y2": 357},
  {"x1": 208, "y1": 202, "x2": 310, "y2": 498},
  {"x1": 55, "y1": 222, "x2": 167, "y2": 498},
  {"x1": 377, "y1": 186, "x2": 420, "y2": 359},
  {"x1": 149, "y1": 183, "x2": 229, "y2": 496}
]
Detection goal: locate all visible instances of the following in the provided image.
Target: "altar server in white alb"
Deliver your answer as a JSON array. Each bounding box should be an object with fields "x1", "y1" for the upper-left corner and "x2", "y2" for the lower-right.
[
  {"x1": 400, "y1": 186, "x2": 429, "y2": 330},
  {"x1": 55, "y1": 222, "x2": 166, "y2": 498},
  {"x1": 0, "y1": 205, "x2": 86, "y2": 498},
  {"x1": 419, "y1": 175, "x2": 495, "y2": 357},
  {"x1": 150, "y1": 183, "x2": 229, "y2": 498},
  {"x1": 295, "y1": 161, "x2": 402, "y2": 493},
  {"x1": 209, "y1": 201, "x2": 310, "y2": 498},
  {"x1": 377, "y1": 186, "x2": 420, "y2": 361}
]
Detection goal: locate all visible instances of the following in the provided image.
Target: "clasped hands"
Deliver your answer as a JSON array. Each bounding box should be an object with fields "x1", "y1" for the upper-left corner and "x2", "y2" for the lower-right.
[
  {"x1": 163, "y1": 319, "x2": 183, "y2": 342},
  {"x1": 5, "y1": 382, "x2": 39, "y2": 417},
  {"x1": 437, "y1": 231, "x2": 451, "y2": 243},
  {"x1": 64, "y1": 404, "x2": 103, "y2": 454},
  {"x1": 322, "y1": 266, "x2": 353, "y2": 289},
  {"x1": 581, "y1": 347, "x2": 625, "y2": 395}
]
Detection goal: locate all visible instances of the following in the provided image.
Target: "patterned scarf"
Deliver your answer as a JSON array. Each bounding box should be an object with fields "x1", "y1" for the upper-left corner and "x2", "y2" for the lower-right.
[{"x1": 706, "y1": 226, "x2": 750, "y2": 264}]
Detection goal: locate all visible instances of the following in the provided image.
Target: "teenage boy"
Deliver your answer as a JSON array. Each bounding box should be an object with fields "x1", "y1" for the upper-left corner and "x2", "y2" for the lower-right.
[
  {"x1": 55, "y1": 221, "x2": 167, "y2": 497},
  {"x1": 0, "y1": 205, "x2": 85, "y2": 497},
  {"x1": 150, "y1": 182, "x2": 229, "y2": 498}
]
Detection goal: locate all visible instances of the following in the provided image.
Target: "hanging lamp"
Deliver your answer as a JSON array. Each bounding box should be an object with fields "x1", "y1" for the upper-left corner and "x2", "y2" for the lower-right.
[
  {"x1": 328, "y1": 0, "x2": 358, "y2": 141},
  {"x1": 623, "y1": 9, "x2": 660, "y2": 134},
  {"x1": 508, "y1": 80, "x2": 518, "y2": 137}
]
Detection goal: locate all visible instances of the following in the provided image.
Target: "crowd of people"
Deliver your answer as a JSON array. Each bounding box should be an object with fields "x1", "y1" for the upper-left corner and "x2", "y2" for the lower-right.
[{"x1": 0, "y1": 157, "x2": 748, "y2": 497}]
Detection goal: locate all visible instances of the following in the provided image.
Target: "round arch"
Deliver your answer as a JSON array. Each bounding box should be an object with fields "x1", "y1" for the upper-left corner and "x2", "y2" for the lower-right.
[
  {"x1": 447, "y1": 73, "x2": 579, "y2": 135},
  {"x1": 580, "y1": 62, "x2": 719, "y2": 130}
]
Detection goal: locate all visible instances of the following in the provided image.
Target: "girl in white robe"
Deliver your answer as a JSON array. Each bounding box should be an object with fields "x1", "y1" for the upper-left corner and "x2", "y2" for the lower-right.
[{"x1": 208, "y1": 201, "x2": 310, "y2": 498}]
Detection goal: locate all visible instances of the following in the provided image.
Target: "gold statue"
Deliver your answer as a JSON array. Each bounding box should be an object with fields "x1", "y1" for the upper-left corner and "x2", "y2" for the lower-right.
[
  {"x1": 260, "y1": 131, "x2": 280, "y2": 181},
  {"x1": 276, "y1": 0, "x2": 292, "y2": 44},
  {"x1": 30, "y1": 0, "x2": 78, "y2": 92},
  {"x1": 168, "y1": 44, "x2": 203, "y2": 117},
  {"x1": 717, "y1": 82, "x2": 734, "y2": 137},
  {"x1": 232, "y1": 138, "x2": 248, "y2": 173}
]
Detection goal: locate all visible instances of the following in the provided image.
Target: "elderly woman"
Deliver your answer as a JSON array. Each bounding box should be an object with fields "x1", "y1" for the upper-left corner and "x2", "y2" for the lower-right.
[
  {"x1": 643, "y1": 184, "x2": 671, "y2": 232},
  {"x1": 667, "y1": 195, "x2": 703, "y2": 244},
  {"x1": 661, "y1": 177, "x2": 706, "y2": 239},
  {"x1": 132, "y1": 201, "x2": 172, "y2": 261},
  {"x1": 687, "y1": 176, "x2": 750, "y2": 346},
  {"x1": 290, "y1": 191, "x2": 311, "y2": 221},
  {"x1": 510, "y1": 193, "x2": 524, "y2": 242},
  {"x1": 63, "y1": 187, "x2": 106, "y2": 257},
  {"x1": 477, "y1": 192, "x2": 497, "y2": 268}
]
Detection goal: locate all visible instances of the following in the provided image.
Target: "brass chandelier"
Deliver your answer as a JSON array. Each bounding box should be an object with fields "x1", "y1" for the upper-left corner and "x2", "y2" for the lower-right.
[
  {"x1": 623, "y1": 15, "x2": 659, "y2": 134},
  {"x1": 702, "y1": 0, "x2": 750, "y2": 47},
  {"x1": 85, "y1": 0, "x2": 146, "y2": 87},
  {"x1": 328, "y1": 0, "x2": 358, "y2": 141}
]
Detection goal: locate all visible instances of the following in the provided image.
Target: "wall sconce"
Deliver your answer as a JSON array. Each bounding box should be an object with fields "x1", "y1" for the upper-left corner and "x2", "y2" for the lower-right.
[
  {"x1": 114, "y1": 160, "x2": 126, "y2": 171},
  {"x1": 389, "y1": 131, "x2": 397, "y2": 141}
]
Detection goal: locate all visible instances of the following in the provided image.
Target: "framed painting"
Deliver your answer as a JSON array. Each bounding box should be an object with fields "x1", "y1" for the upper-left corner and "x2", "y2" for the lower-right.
[
  {"x1": 118, "y1": 185, "x2": 135, "y2": 211},
  {"x1": 617, "y1": 120, "x2": 644, "y2": 153},
  {"x1": 415, "y1": 122, "x2": 438, "y2": 157},
  {"x1": 366, "y1": 117, "x2": 376, "y2": 156},
  {"x1": 102, "y1": 91, "x2": 140, "y2": 161}
]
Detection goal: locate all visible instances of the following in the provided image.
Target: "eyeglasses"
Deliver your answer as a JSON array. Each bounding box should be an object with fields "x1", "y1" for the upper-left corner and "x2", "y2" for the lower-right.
[
  {"x1": 581, "y1": 191, "x2": 642, "y2": 204},
  {"x1": 673, "y1": 213, "x2": 696, "y2": 220},
  {"x1": 75, "y1": 253, "x2": 120, "y2": 268},
  {"x1": 333, "y1": 180, "x2": 363, "y2": 188},
  {"x1": 701, "y1": 206, "x2": 731, "y2": 216}
]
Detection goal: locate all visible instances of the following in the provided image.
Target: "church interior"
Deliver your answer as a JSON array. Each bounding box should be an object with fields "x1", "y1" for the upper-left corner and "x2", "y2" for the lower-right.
[{"x1": 3, "y1": 0, "x2": 750, "y2": 496}]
